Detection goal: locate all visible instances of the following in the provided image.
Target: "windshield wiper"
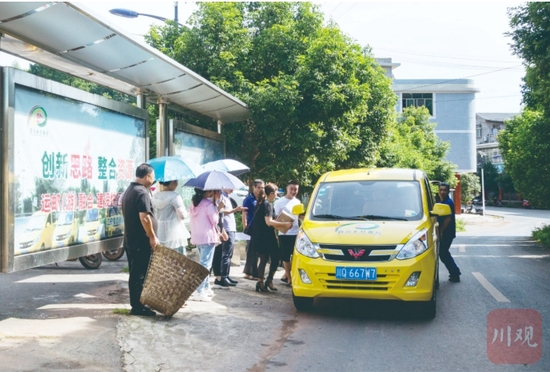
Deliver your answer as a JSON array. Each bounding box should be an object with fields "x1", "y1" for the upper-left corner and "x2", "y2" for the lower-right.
[
  {"x1": 313, "y1": 214, "x2": 364, "y2": 220},
  {"x1": 352, "y1": 215, "x2": 408, "y2": 221}
]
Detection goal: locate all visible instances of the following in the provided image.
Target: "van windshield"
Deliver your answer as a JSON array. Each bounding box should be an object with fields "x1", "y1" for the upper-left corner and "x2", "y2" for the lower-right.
[
  {"x1": 311, "y1": 180, "x2": 423, "y2": 221},
  {"x1": 86, "y1": 209, "x2": 99, "y2": 222},
  {"x1": 25, "y1": 215, "x2": 47, "y2": 231},
  {"x1": 57, "y1": 212, "x2": 74, "y2": 226}
]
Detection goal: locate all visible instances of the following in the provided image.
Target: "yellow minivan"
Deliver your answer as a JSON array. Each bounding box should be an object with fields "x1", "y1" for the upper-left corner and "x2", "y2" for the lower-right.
[
  {"x1": 52, "y1": 211, "x2": 79, "y2": 248},
  {"x1": 290, "y1": 168, "x2": 451, "y2": 319},
  {"x1": 16, "y1": 211, "x2": 56, "y2": 255}
]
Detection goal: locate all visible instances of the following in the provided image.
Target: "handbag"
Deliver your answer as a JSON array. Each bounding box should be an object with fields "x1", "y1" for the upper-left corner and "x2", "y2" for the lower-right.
[
  {"x1": 243, "y1": 223, "x2": 253, "y2": 236},
  {"x1": 243, "y1": 203, "x2": 261, "y2": 236}
]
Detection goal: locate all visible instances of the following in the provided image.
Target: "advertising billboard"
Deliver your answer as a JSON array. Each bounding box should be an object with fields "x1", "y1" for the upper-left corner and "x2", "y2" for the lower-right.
[{"x1": 1, "y1": 68, "x2": 149, "y2": 272}]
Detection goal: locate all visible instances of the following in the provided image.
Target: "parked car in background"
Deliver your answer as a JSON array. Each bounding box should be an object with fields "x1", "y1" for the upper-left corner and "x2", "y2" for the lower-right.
[{"x1": 230, "y1": 187, "x2": 249, "y2": 206}]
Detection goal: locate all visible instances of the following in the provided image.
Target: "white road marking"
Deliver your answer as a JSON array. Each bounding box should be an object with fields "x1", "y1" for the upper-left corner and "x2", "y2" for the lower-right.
[
  {"x1": 16, "y1": 274, "x2": 128, "y2": 283},
  {"x1": 459, "y1": 244, "x2": 466, "y2": 253},
  {"x1": 472, "y1": 272, "x2": 510, "y2": 303},
  {"x1": 454, "y1": 254, "x2": 550, "y2": 259},
  {"x1": 453, "y1": 244, "x2": 513, "y2": 247}
]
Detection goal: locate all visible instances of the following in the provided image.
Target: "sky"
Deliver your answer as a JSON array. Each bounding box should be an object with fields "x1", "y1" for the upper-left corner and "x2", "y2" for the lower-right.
[{"x1": 0, "y1": 1, "x2": 526, "y2": 113}]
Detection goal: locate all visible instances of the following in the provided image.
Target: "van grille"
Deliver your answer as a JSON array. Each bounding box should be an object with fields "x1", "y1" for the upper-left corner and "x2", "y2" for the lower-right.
[
  {"x1": 319, "y1": 244, "x2": 396, "y2": 262},
  {"x1": 318, "y1": 273, "x2": 400, "y2": 291}
]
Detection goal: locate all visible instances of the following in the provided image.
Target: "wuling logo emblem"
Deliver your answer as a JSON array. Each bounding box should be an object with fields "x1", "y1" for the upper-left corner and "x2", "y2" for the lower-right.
[{"x1": 348, "y1": 249, "x2": 365, "y2": 259}]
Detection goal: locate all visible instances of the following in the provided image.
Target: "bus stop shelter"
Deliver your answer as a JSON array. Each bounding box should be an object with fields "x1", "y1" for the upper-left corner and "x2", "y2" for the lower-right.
[{"x1": 0, "y1": 2, "x2": 250, "y2": 273}]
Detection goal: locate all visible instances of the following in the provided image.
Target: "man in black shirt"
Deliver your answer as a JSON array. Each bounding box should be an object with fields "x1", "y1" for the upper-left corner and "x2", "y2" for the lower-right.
[{"x1": 121, "y1": 163, "x2": 159, "y2": 316}]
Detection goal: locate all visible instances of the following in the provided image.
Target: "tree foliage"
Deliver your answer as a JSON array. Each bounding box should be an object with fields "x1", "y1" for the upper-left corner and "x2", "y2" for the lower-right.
[
  {"x1": 508, "y1": 3, "x2": 550, "y2": 113},
  {"x1": 477, "y1": 161, "x2": 499, "y2": 198},
  {"x1": 498, "y1": 110, "x2": 550, "y2": 208},
  {"x1": 459, "y1": 172, "x2": 481, "y2": 205},
  {"x1": 147, "y1": 2, "x2": 396, "y2": 187},
  {"x1": 501, "y1": 3, "x2": 550, "y2": 208},
  {"x1": 376, "y1": 106, "x2": 457, "y2": 185}
]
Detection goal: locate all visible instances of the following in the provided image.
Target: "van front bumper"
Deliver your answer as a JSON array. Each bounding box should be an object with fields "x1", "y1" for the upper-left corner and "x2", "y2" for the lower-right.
[{"x1": 291, "y1": 252, "x2": 436, "y2": 302}]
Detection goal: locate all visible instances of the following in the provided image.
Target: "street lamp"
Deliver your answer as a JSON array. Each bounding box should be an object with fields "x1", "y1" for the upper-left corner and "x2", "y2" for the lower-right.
[{"x1": 109, "y1": 2, "x2": 181, "y2": 25}]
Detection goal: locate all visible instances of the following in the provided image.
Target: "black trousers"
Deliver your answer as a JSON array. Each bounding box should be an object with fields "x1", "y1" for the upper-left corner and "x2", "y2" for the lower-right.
[
  {"x1": 212, "y1": 231, "x2": 236, "y2": 278},
  {"x1": 125, "y1": 245, "x2": 152, "y2": 310},
  {"x1": 243, "y1": 239, "x2": 259, "y2": 278},
  {"x1": 257, "y1": 245, "x2": 281, "y2": 281},
  {"x1": 439, "y1": 235, "x2": 461, "y2": 277}
]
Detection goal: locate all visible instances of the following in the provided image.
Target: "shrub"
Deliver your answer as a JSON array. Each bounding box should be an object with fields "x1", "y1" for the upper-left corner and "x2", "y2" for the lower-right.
[{"x1": 532, "y1": 224, "x2": 550, "y2": 248}]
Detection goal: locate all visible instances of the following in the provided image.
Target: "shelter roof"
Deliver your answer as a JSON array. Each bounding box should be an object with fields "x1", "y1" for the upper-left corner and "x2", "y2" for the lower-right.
[{"x1": 0, "y1": 2, "x2": 250, "y2": 123}]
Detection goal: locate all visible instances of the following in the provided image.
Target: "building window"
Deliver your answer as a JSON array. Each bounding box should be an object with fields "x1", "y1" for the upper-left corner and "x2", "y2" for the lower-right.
[
  {"x1": 476, "y1": 125, "x2": 482, "y2": 138},
  {"x1": 402, "y1": 93, "x2": 433, "y2": 115}
]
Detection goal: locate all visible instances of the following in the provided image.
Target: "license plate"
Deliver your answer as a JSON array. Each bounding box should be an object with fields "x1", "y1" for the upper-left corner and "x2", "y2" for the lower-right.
[{"x1": 336, "y1": 267, "x2": 377, "y2": 280}]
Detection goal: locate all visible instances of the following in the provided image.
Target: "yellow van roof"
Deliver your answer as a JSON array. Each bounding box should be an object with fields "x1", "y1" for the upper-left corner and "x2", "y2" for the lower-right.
[{"x1": 320, "y1": 168, "x2": 425, "y2": 182}]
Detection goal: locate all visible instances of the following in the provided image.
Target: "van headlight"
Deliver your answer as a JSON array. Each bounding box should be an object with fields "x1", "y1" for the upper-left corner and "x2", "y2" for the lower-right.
[
  {"x1": 396, "y1": 229, "x2": 428, "y2": 260},
  {"x1": 295, "y1": 230, "x2": 320, "y2": 258}
]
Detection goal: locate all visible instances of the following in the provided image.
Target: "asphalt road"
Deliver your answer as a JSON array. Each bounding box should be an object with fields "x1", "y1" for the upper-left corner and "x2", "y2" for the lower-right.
[{"x1": 1, "y1": 207, "x2": 549, "y2": 371}]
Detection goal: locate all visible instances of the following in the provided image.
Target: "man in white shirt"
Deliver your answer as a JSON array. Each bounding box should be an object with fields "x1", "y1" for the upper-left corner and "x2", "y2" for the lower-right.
[{"x1": 273, "y1": 180, "x2": 301, "y2": 285}]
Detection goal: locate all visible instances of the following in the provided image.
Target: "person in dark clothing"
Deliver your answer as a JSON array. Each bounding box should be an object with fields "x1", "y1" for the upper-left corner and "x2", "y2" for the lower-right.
[
  {"x1": 121, "y1": 163, "x2": 160, "y2": 316},
  {"x1": 437, "y1": 182, "x2": 461, "y2": 283},
  {"x1": 242, "y1": 179, "x2": 264, "y2": 280},
  {"x1": 250, "y1": 183, "x2": 293, "y2": 292}
]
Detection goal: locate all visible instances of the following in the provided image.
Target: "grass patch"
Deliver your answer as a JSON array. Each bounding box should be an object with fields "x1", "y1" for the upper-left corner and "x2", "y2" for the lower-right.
[
  {"x1": 113, "y1": 308, "x2": 130, "y2": 315},
  {"x1": 121, "y1": 266, "x2": 129, "y2": 273},
  {"x1": 456, "y1": 218, "x2": 466, "y2": 232},
  {"x1": 533, "y1": 224, "x2": 550, "y2": 248}
]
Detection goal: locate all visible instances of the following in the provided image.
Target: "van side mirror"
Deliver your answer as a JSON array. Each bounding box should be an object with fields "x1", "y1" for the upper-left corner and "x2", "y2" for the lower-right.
[
  {"x1": 292, "y1": 204, "x2": 305, "y2": 215},
  {"x1": 430, "y1": 203, "x2": 451, "y2": 216}
]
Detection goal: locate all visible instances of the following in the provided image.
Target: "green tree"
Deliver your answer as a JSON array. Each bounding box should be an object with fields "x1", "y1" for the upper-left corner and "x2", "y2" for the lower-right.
[
  {"x1": 459, "y1": 173, "x2": 481, "y2": 206},
  {"x1": 508, "y1": 3, "x2": 550, "y2": 113},
  {"x1": 376, "y1": 106, "x2": 457, "y2": 185},
  {"x1": 495, "y1": 3, "x2": 550, "y2": 209},
  {"x1": 498, "y1": 110, "x2": 550, "y2": 208},
  {"x1": 478, "y1": 161, "x2": 499, "y2": 198},
  {"x1": 148, "y1": 2, "x2": 396, "y2": 187}
]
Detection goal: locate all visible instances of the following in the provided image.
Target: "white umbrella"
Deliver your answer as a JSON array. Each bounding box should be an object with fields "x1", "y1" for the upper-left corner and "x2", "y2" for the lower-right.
[
  {"x1": 183, "y1": 170, "x2": 246, "y2": 190},
  {"x1": 202, "y1": 159, "x2": 250, "y2": 176}
]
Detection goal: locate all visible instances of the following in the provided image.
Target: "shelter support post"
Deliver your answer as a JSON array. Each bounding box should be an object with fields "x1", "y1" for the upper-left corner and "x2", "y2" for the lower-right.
[{"x1": 157, "y1": 98, "x2": 169, "y2": 158}]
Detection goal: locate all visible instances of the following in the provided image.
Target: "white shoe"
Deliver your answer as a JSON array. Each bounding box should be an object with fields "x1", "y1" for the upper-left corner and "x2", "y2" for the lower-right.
[{"x1": 195, "y1": 293, "x2": 212, "y2": 302}]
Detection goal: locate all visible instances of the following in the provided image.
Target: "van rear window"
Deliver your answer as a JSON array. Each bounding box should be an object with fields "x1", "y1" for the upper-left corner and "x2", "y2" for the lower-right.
[{"x1": 312, "y1": 181, "x2": 422, "y2": 221}]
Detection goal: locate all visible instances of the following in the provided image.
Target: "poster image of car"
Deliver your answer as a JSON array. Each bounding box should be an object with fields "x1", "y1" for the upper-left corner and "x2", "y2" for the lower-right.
[{"x1": 13, "y1": 86, "x2": 146, "y2": 256}]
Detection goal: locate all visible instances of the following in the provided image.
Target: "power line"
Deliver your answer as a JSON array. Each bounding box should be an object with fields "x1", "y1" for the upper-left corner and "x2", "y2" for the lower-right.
[
  {"x1": 329, "y1": 2, "x2": 343, "y2": 17},
  {"x1": 335, "y1": 2, "x2": 358, "y2": 21},
  {"x1": 374, "y1": 46, "x2": 520, "y2": 64},
  {"x1": 393, "y1": 57, "x2": 524, "y2": 71},
  {"x1": 393, "y1": 64, "x2": 523, "y2": 91}
]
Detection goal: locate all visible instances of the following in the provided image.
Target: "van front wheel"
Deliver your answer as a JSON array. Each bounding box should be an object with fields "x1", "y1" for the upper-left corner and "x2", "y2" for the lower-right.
[
  {"x1": 292, "y1": 293, "x2": 314, "y2": 312},
  {"x1": 414, "y1": 286, "x2": 436, "y2": 320}
]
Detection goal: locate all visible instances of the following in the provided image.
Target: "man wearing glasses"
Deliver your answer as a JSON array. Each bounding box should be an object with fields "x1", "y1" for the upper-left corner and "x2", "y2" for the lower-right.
[
  {"x1": 242, "y1": 179, "x2": 264, "y2": 280},
  {"x1": 121, "y1": 163, "x2": 160, "y2": 316}
]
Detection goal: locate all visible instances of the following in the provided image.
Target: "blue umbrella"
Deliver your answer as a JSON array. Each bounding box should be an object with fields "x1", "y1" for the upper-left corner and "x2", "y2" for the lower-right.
[
  {"x1": 183, "y1": 170, "x2": 246, "y2": 190},
  {"x1": 147, "y1": 156, "x2": 204, "y2": 182},
  {"x1": 202, "y1": 159, "x2": 250, "y2": 176}
]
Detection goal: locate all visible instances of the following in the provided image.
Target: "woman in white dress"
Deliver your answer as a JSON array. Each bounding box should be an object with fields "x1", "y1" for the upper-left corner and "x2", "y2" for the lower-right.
[{"x1": 151, "y1": 180, "x2": 190, "y2": 254}]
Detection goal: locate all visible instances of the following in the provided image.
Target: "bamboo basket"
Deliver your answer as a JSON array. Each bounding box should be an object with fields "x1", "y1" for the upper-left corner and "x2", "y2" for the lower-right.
[{"x1": 140, "y1": 244, "x2": 209, "y2": 317}]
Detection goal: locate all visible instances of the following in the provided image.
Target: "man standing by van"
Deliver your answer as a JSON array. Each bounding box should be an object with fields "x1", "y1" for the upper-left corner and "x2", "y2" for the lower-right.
[
  {"x1": 274, "y1": 180, "x2": 301, "y2": 285},
  {"x1": 122, "y1": 163, "x2": 159, "y2": 316},
  {"x1": 438, "y1": 182, "x2": 461, "y2": 283}
]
